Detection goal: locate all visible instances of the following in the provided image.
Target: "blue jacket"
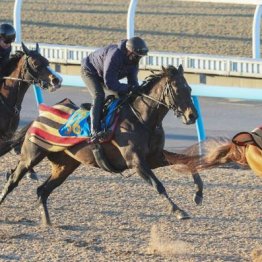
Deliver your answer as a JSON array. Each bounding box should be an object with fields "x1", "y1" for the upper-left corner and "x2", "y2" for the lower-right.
[
  {"x1": 0, "y1": 46, "x2": 11, "y2": 69},
  {"x1": 82, "y1": 40, "x2": 139, "y2": 94}
]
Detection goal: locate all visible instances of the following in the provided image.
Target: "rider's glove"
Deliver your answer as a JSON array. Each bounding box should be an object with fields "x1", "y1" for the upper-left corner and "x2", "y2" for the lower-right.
[{"x1": 128, "y1": 84, "x2": 141, "y2": 94}]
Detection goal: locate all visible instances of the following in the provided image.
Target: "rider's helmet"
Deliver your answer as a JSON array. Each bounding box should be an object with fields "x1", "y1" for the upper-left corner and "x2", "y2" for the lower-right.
[
  {"x1": 126, "y1": 36, "x2": 148, "y2": 56},
  {"x1": 0, "y1": 23, "x2": 16, "y2": 44}
]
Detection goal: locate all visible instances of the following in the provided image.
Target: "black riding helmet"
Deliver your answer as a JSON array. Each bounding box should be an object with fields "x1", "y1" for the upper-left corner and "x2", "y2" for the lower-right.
[
  {"x1": 0, "y1": 23, "x2": 16, "y2": 43},
  {"x1": 126, "y1": 36, "x2": 148, "y2": 56}
]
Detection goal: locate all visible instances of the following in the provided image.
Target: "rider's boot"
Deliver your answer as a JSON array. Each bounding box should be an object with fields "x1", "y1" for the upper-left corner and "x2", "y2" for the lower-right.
[{"x1": 90, "y1": 101, "x2": 105, "y2": 143}]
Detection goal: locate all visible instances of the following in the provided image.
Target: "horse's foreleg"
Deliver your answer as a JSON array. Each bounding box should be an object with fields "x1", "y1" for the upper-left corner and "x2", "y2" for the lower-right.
[
  {"x1": 37, "y1": 153, "x2": 80, "y2": 226},
  {"x1": 0, "y1": 141, "x2": 46, "y2": 205},
  {"x1": 136, "y1": 161, "x2": 190, "y2": 220},
  {"x1": 0, "y1": 163, "x2": 28, "y2": 204}
]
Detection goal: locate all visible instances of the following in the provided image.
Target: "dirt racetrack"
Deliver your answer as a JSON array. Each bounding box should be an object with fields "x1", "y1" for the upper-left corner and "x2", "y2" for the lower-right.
[
  {"x1": 0, "y1": 151, "x2": 261, "y2": 262},
  {"x1": 0, "y1": 1, "x2": 261, "y2": 261}
]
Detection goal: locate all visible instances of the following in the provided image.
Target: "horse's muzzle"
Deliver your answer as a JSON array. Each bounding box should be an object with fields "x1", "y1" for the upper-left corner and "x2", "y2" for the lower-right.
[
  {"x1": 49, "y1": 76, "x2": 62, "y2": 91},
  {"x1": 182, "y1": 107, "x2": 198, "y2": 125}
]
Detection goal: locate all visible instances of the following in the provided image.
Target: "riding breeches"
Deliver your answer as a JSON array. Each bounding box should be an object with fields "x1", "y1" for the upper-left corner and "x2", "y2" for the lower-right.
[{"x1": 81, "y1": 67, "x2": 105, "y2": 134}]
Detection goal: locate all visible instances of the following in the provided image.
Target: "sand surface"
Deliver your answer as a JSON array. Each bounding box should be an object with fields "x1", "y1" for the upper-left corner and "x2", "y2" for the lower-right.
[
  {"x1": 0, "y1": 152, "x2": 261, "y2": 262},
  {"x1": 0, "y1": 0, "x2": 257, "y2": 57}
]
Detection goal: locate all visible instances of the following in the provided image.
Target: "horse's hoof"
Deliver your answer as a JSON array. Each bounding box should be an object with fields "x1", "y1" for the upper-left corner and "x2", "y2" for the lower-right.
[
  {"x1": 26, "y1": 172, "x2": 38, "y2": 181},
  {"x1": 194, "y1": 193, "x2": 203, "y2": 205},
  {"x1": 4, "y1": 172, "x2": 11, "y2": 181},
  {"x1": 174, "y1": 209, "x2": 191, "y2": 220}
]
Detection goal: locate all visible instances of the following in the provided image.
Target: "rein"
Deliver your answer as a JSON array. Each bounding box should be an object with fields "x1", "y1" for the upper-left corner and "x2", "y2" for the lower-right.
[
  {"x1": 2, "y1": 76, "x2": 35, "y2": 84},
  {"x1": 0, "y1": 55, "x2": 42, "y2": 137},
  {"x1": 1, "y1": 55, "x2": 49, "y2": 87},
  {"x1": 128, "y1": 78, "x2": 183, "y2": 129}
]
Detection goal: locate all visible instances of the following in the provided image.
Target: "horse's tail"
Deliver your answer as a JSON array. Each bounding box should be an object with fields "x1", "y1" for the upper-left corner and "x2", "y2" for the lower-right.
[
  {"x1": 163, "y1": 138, "x2": 249, "y2": 172},
  {"x1": 163, "y1": 149, "x2": 201, "y2": 173},
  {"x1": 0, "y1": 122, "x2": 32, "y2": 157},
  {"x1": 198, "y1": 141, "x2": 248, "y2": 170}
]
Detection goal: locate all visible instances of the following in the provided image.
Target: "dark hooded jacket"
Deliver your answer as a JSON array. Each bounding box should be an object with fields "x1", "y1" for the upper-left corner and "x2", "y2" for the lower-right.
[
  {"x1": 82, "y1": 40, "x2": 139, "y2": 94},
  {"x1": 0, "y1": 45, "x2": 11, "y2": 68}
]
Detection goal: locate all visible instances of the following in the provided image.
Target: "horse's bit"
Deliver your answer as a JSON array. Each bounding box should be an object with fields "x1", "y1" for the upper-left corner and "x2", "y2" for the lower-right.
[{"x1": 2, "y1": 55, "x2": 49, "y2": 89}]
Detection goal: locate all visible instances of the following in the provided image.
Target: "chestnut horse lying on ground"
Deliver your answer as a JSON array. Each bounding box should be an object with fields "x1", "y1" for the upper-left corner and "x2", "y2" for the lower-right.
[
  {"x1": 165, "y1": 126, "x2": 262, "y2": 179},
  {"x1": 0, "y1": 65, "x2": 203, "y2": 226},
  {"x1": 197, "y1": 127, "x2": 262, "y2": 179}
]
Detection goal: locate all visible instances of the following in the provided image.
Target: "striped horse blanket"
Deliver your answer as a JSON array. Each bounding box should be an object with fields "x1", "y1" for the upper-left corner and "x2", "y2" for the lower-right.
[{"x1": 28, "y1": 99, "x2": 119, "y2": 152}]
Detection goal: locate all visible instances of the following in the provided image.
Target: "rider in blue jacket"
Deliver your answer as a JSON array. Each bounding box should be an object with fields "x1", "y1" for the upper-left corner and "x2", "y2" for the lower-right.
[{"x1": 81, "y1": 36, "x2": 149, "y2": 142}]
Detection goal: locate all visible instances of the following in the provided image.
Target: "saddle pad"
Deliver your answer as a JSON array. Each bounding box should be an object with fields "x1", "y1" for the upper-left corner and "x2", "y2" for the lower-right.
[
  {"x1": 28, "y1": 101, "x2": 120, "y2": 152},
  {"x1": 28, "y1": 103, "x2": 87, "y2": 152},
  {"x1": 59, "y1": 108, "x2": 91, "y2": 137},
  {"x1": 59, "y1": 97, "x2": 120, "y2": 137},
  {"x1": 232, "y1": 126, "x2": 262, "y2": 150}
]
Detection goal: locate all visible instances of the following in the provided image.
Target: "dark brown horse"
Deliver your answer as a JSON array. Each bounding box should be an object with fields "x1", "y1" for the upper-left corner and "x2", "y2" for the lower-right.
[
  {"x1": 0, "y1": 42, "x2": 62, "y2": 175},
  {"x1": 0, "y1": 65, "x2": 203, "y2": 226}
]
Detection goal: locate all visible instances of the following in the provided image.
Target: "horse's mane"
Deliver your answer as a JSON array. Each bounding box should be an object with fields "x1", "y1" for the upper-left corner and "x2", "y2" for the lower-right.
[
  {"x1": 0, "y1": 51, "x2": 25, "y2": 76},
  {"x1": 140, "y1": 65, "x2": 179, "y2": 94}
]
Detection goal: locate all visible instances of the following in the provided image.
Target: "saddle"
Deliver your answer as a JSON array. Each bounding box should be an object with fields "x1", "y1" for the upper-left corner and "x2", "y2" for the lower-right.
[{"x1": 232, "y1": 126, "x2": 262, "y2": 149}]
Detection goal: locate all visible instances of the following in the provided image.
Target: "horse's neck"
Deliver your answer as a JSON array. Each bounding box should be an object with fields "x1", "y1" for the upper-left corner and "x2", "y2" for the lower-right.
[
  {"x1": 132, "y1": 78, "x2": 168, "y2": 128},
  {"x1": 7, "y1": 57, "x2": 24, "y2": 81},
  {"x1": 0, "y1": 57, "x2": 29, "y2": 106}
]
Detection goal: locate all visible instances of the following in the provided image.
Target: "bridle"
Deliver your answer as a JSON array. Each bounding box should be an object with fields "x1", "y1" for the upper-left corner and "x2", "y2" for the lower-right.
[
  {"x1": 2, "y1": 54, "x2": 50, "y2": 89},
  {"x1": 140, "y1": 78, "x2": 184, "y2": 117},
  {"x1": 0, "y1": 53, "x2": 50, "y2": 135},
  {"x1": 128, "y1": 76, "x2": 186, "y2": 128}
]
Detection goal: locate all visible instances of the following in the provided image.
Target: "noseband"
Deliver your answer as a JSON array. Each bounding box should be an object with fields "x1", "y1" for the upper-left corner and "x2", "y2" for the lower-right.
[
  {"x1": 128, "y1": 77, "x2": 186, "y2": 130},
  {"x1": 3, "y1": 55, "x2": 49, "y2": 89},
  {"x1": 21, "y1": 55, "x2": 50, "y2": 89},
  {"x1": 139, "y1": 79, "x2": 184, "y2": 117}
]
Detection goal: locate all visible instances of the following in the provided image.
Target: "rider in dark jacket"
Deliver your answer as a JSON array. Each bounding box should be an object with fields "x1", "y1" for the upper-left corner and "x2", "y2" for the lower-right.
[
  {"x1": 81, "y1": 36, "x2": 149, "y2": 142},
  {"x1": 0, "y1": 23, "x2": 16, "y2": 68},
  {"x1": 0, "y1": 23, "x2": 16, "y2": 85}
]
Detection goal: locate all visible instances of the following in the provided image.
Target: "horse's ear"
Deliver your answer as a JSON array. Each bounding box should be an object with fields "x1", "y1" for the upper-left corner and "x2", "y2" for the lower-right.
[
  {"x1": 161, "y1": 65, "x2": 167, "y2": 74},
  {"x1": 36, "y1": 43, "x2": 40, "y2": 53},
  {"x1": 21, "y1": 42, "x2": 30, "y2": 55},
  {"x1": 178, "y1": 64, "x2": 184, "y2": 74}
]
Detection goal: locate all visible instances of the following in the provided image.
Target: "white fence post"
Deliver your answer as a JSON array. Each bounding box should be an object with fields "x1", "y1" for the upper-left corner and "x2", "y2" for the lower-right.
[
  {"x1": 127, "y1": 0, "x2": 137, "y2": 38},
  {"x1": 252, "y1": 5, "x2": 262, "y2": 58},
  {"x1": 13, "y1": 0, "x2": 22, "y2": 43}
]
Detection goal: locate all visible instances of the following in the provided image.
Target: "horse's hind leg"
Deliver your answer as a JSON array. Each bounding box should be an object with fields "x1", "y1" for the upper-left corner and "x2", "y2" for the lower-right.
[
  {"x1": 37, "y1": 152, "x2": 80, "y2": 226},
  {"x1": 150, "y1": 149, "x2": 203, "y2": 206},
  {"x1": 0, "y1": 140, "x2": 46, "y2": 204}
]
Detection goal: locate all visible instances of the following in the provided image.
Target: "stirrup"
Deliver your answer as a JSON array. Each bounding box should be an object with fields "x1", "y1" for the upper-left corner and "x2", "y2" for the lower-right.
[
  {"x1": 90, "y1": 130, "x2": 110, "y2": 143},
  {"x1": 90, "y1": 131, "x2": 104, "y2": 143}
]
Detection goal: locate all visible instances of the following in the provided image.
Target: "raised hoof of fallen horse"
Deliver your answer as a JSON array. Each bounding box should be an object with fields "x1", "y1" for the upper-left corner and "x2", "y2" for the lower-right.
[
  {"x1": 194, "y1": 193, "x2": 203, "y2": 206},
  {"x1": 172, "y1": 208, "x2": 191, "y2": 220}
]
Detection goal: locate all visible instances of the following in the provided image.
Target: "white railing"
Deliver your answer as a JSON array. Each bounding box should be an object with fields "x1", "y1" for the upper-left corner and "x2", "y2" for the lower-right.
[{"x1": 13, "y1": 42, "x2": 262, "y2": 79}]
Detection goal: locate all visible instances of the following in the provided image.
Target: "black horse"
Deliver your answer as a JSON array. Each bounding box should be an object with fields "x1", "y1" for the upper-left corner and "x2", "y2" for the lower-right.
[
  {"x1": 0, "y1": 42, "x2": 62, "y2": 175},
  {"x1": 0, "y1": 65, "x2": 203, "y2": 226}
]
